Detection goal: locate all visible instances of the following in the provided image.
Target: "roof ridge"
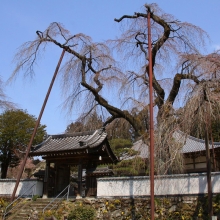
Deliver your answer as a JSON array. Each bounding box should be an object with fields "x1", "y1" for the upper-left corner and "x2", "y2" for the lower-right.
[
  {"x1": 51, "y1": 130, "x2": 95, "y2": 139},
  {"x1": 31, "y1": 136, "x2": 52, "y2": 151},
  {"x1": 176, "y1": 130, "x2": 220, "y2": 146},
  {"x1": 80, "y1": 128, "x2": 106, "y2": 146}
]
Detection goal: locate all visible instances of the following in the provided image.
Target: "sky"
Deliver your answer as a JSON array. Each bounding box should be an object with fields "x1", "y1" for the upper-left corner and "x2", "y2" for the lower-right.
[{"x1": 0, "y1": 1, "x2": 220, "y2": 134}]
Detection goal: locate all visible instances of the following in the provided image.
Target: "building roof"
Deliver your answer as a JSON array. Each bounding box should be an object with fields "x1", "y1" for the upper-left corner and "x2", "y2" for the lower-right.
[
  {"x1": 30, "y1": 128, "x2": 107, "y2": 156},
  {"x1": 131, "y1": 131, "x2": 220, "y2": 159},
  {"x1": 29, "y1": 128, "x2": 118, "y2": 165},
  {"x1": 86, "y1": 167, "x2": 114, "y2": 176},
  {"x1": 174, "y1": 131, "x2": 220, "y2": 154}
]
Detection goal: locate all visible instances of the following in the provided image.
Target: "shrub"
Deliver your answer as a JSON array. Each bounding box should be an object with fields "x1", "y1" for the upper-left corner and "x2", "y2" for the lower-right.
[
  {"x1": 32, "y1": 195, "x2": 40, "y2": 201},
  {"x1": 39, "y1": 210, "x2": 59, "y2": 220},
  {"x1": 0, "y1": 198, "x2": 10, "y2": 208},
  {"x1": 67, "y1": 205, "x2": 96, "y2": 220},
  {"x1": 114, "y1": 199, "x2": 121, "y2": 205}
]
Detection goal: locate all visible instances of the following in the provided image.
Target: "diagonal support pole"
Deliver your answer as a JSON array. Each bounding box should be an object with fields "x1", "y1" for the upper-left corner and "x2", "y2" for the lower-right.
[{"x1": 11, "y1": 49, "x2": 65, "y2": 201}]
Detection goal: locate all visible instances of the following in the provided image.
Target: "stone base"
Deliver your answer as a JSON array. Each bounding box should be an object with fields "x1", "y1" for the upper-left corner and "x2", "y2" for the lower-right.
[
  {"x1": 42, "y1": 194, "x2": 48, "y2": 199},
  {"x1": 76, "y1": 195, "x2": 82, "y2": 199}
]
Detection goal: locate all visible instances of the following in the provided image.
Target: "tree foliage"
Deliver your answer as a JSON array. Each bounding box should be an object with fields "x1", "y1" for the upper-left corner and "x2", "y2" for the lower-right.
[
  {"x1": 187, "y1": 87, "x2": 220, "y2": 142},
  {"x1": 108, "y1": 138, "x2": 146, "y2": 176},
  {"x1": 0, "y1": 77, "x2": 15, "y2": 111},
  {"x1": 66, "y1": 111, "x2": 103, "y2": 133},
  {"x1": 66, "y1": 112, "x2": 134, "y2": 141},
  {"x1": 109, "y1": 157, "x2": 147, "y2": 176},
  {"x1": 6, "y1": 158, "x2": 38, "y2": 179},
  {"x1": 10, "y1": 3, "x2": 220, "y2": 174},
  {"x1": 109, "y1": 138, "x2": 133, "y2": 157},
  {"x1": 106, "y1": 118, "x2": 134, "y2": 140},
  {"x1": 0, "y1": 109, "x2": 46, "y2": 178}
]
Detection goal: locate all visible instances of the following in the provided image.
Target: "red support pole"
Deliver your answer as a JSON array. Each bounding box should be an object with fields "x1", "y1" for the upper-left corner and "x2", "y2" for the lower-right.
[
  {"x1": 11, "y1": 49, "x2": 65, "y2": 201},
  {"x1": 205, "y1": 104, "x2": 213, "y2": 218},
  {"x1": 147, "y1": 10, "x2": 155, "y2": 220}
]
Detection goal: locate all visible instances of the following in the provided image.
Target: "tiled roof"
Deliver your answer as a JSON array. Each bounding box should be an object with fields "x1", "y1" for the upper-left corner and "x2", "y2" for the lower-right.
[
  {"x1": 30, "y1": 128, "x2": 107, "y2": 155},
  {"x1": 131, "y1": 131, "x2": 220, "y2": 159},
  {"x1": 174, "y1": 131, "x2": 220, "y2": 154}
]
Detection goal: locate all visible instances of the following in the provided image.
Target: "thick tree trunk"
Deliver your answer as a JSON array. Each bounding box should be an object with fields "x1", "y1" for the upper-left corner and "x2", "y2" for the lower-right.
[{"x1": 1, "y1": 162, "x2": 9, "y2": 179}]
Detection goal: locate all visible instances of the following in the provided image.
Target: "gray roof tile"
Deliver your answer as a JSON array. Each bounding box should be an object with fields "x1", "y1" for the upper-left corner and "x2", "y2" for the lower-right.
[
  {"x1": 131, "y1": 131, "x2": 220, "y2": 159},
  {"x1": 174, "y1": 131, "x2": 220, "y2": 153},
  {"x1": 30, "y1": 128, "x2": 107, "y2": 155}
]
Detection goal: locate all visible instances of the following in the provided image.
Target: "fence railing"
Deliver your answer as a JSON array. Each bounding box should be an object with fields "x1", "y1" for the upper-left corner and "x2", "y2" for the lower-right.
[
  {"x1": 43, "y1": 184, "x2": 70, "y2": 213},
  {"x1": 3, "y1": 183, "x2": 36, "y2": 220}
]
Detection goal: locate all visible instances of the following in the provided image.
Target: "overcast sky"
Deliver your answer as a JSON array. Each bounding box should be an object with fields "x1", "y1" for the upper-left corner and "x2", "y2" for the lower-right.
[{"x1": 0, "y1": 1, "x2": 219, "y2": 134}]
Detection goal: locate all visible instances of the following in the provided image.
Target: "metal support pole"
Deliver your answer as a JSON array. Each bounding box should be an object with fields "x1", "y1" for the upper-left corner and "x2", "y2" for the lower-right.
[
  {"x1": 11, "y1": 49, "x2": 65, "y2": 201},
  {"x1": 205, "y1": 104, "x2": 213, "y2": 218},
  {"x1": 67, "y1": 184, "x2": 70, "y2": 201},
  {"x1": 210, "y1": 130, "x2": 217, "y2": 172},
  {"x1": 147, "y1": 10, "x2": 155, "y2": 220}
]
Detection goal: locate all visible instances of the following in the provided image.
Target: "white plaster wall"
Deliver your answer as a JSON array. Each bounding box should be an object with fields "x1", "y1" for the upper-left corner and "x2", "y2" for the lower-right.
[
  {"x1": 0, "y1": 179, "x2": 43, "y2": 197},
  {"x1": 97, "y1": 172, "x2": 220, "y2": 198}
]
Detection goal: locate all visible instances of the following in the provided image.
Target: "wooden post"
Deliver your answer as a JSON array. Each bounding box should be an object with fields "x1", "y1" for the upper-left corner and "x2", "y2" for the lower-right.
[
  {"x1": 77, "y1": 162, "x2": 82, "y2": 197},
  {"x1": 43, "y1": 162, "x2": 50, "y2": 198}
]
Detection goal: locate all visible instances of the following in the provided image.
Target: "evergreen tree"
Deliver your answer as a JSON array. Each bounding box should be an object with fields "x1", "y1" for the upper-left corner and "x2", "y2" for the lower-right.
[{"x1": 0, "y1": 109, "x2": 46, "y2": 178}]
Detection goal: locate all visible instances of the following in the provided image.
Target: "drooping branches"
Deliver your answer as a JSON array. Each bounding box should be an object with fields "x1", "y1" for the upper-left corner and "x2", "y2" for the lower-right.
[
  {"x1": 10, "y1": 3, "x2": 220, "y2": 175},
  {"x1": 11, "y1": 22, "x2": 147, "y2": 137},
  {"x1": 114, "y1": 3, "x2": 208, "y2": 112}
]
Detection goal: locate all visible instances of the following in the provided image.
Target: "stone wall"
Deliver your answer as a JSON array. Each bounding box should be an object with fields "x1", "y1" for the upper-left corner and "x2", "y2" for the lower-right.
[
  {"x1": 69, "y1": 195, "x2": 220, "y2": 219},
  {"x1": 0, "y1": 179, "x2": 43, "y2": 197},
  {"x1": 97, "y1": 172, "x2": 220, "y2": 198}
]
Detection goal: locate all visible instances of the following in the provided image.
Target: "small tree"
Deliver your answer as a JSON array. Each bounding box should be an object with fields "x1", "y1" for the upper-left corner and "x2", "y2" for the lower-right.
[
  {"x1": 108, "y1": 138, "x2": 146, "y2": 176},
  {"x1": 0, "y1": 109, "x2": 46, "y2": 178}
]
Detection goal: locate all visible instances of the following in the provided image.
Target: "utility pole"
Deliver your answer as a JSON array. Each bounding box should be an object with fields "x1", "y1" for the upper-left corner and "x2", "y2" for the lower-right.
[
  {"x1": 11, "y1": 49, "x2": 65, "y2": 201},
  {"x1": 147, "y1": 9, "x2": 155, "y2": 220},
  {"x1": 204, "y1": 102, "x2": 213, "y2": 218}
]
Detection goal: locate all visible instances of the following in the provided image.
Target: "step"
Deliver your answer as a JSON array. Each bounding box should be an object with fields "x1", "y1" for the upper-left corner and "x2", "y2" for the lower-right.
[{"x1": 5, "y1": 198, "x2": 64, "y2": 220}]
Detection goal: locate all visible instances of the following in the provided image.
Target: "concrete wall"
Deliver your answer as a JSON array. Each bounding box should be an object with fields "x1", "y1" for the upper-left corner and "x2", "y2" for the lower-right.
[
  {"x1": 97, "y1": 172, "x2": 220, "y2": 198},
  {"x1": 0, "y1": 179, "x2": 43, "y2": 197}
]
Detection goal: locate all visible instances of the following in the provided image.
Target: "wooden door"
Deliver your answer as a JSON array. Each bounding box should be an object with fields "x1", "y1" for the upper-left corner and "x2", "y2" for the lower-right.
[
  {"x1": 55, "y1": 164, "x2": 70, "y2": 196},
  {"x1": 47, "y1": 168, "x2": 56, "y2": 197}
]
